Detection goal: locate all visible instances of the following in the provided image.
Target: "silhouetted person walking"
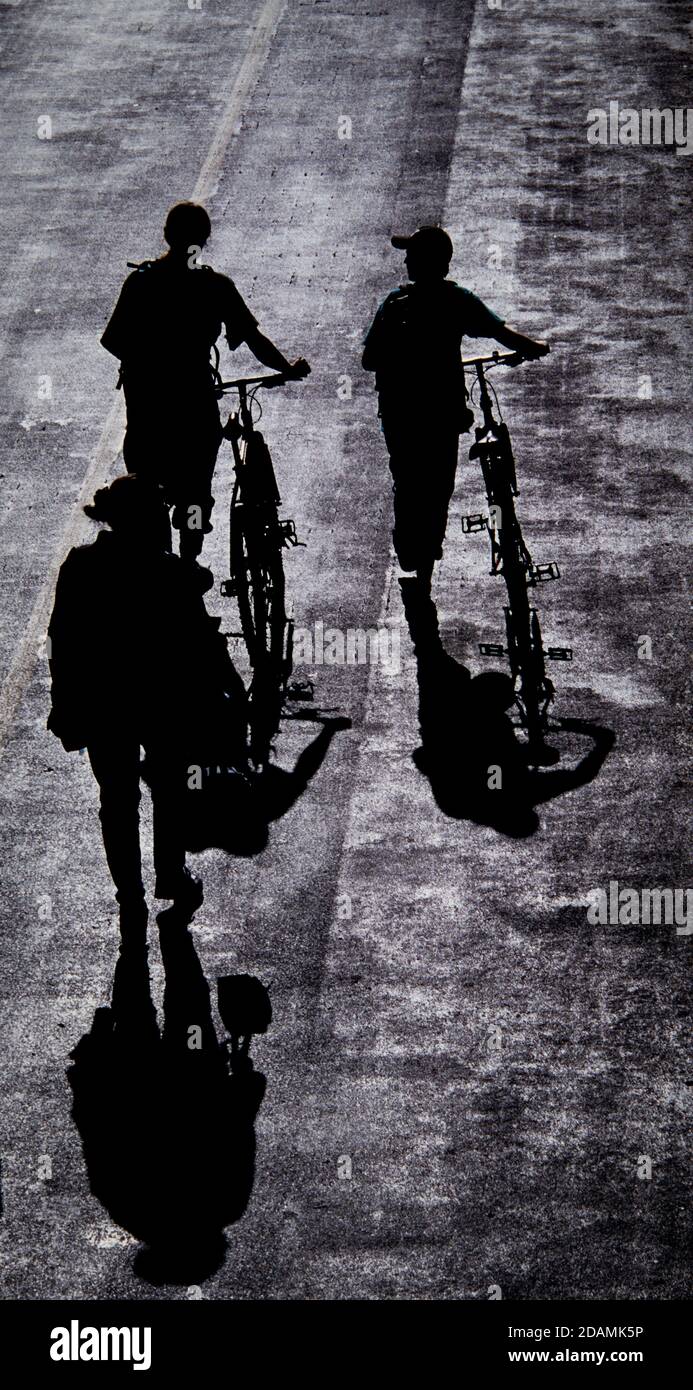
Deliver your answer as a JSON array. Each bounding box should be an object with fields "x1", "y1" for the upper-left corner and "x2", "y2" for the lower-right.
[
  {"x1": 47, "y1": 475, "x2": 244, "y2": 931},
  {"x1": 362, "y1": 226, "x2": 549, "y2": 588},
  {"x1": 101, "y1": 201, "x2": 310, "y2": 586}
]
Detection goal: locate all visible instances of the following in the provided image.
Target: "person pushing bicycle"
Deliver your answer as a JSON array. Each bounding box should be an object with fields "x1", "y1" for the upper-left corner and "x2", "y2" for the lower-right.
[
  {"x1": 101, "y1": 201, "x2": 310, "y2": 586},
  {"x1": 362, "y1": 226, "x2": 549, "y2": 589}
]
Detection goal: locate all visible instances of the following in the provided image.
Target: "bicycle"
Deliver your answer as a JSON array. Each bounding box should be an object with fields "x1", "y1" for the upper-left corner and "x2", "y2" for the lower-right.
[
  {"x1": 460, "y1": 350, "x2": 572, "y2": 763},
  {"x1": 215, "y1": 371, "x2": 311, "y2": 769}
]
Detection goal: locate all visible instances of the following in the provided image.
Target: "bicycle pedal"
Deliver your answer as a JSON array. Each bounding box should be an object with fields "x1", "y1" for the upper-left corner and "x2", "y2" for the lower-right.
[
  {"x1": 222, "y1": 412, "x2": 242, "y2": 441},
  {"x1": 278, "y1": 518, "x2": 304, "y2": 548},
  {"x1": 461, "y1": 513, "x2": 487, "y2": 534},
  {"x1": 528, "y1": 562, "x2": 561, "y2": 583},
  {"x1": 546, "y1": 646, "x2": 573, "y2": 661},
  {"x1": 479, "y1": 642, "x2": 506, "y2": 657},
  {"x1": 286, "y1": 678, "x2": 315, "y2": 702}
]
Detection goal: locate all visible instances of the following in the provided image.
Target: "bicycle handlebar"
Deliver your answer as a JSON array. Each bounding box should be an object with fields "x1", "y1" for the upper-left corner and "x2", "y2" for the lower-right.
[
  {"x1": 461, "y1": 350, "x2": 524, "y2": 368},
  {"x1": 216, "y1": 372, "x2": 292, "y2": 392}
]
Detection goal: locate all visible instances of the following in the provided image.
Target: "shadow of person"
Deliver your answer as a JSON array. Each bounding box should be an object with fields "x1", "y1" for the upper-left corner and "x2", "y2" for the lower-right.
[
  {"x1": 400, "y1": 577, "x2": 615, "y2": 837},
  {"x1": 67, "y1": 910, "x2": 268, "y2": 1287},
  {"x1": 184, "y1": 713, "x2": 352, "y2": 855}
]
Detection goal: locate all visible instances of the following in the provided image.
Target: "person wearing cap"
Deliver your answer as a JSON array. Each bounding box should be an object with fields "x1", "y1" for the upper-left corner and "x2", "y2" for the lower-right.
[
  {"x1": 101, "y1": 201, "x2": 310, "y2": 586},
  {"x1": 362, "y1": 225, "x2": 549, "y2": 588},
  {"x1": 46, "y1": 474, "x2": 246, "y2": 934}
]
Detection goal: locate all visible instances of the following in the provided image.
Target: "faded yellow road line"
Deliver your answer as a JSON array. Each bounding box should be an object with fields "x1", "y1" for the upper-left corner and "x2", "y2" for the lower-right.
[{"x1": 0, "y1": 0, "x2": 287, "y2": 759}]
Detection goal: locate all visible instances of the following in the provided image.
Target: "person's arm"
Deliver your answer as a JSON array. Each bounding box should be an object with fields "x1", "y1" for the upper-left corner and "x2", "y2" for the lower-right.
[
  {"x1": 100, "y1": 273, "x2": 138, "y2": 360},
  {"x1": 531, "y1": 720, "x2": 615, "y2": 805},
  {"x1": 491, "y1": 321, "x2": 550, "y2": 359},
  {"x1": 222, "y1": 276, "x2": 309, "y2": 378},
  {"x1": 464, "y1": 289, "x2": 550, "y2": 360},
  {"x1": 362, "y1": 302, "x2": 386, "y2": 372},
  {"x1": 46, "y1": 551, "x2": 92, "y2": 751},
  {"x1": 244, "y1": 325, "x2": 310, "y2": 379}
]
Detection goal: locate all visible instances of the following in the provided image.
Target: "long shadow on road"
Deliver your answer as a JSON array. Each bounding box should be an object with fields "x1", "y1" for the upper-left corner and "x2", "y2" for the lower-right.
[
  {"x1": 400, "y1": 579, "x2": 615, "y2": 835},
  {"x1": 68, "y1": 915, "x2": 269, "y2": 1287},
  {"x1": 183, "y1": 712, "x2": 352, "y2": 856}
]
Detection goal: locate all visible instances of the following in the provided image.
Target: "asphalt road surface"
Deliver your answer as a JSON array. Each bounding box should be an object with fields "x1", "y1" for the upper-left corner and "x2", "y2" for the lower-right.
[{"x1": 0, "y1": 0, "x2": 690, "y2": 1300}]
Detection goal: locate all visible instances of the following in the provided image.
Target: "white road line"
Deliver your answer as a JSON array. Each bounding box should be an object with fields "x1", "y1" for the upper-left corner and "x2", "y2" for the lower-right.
[
  {"x1": 194, "y1": 0, "x2": 287, "y2": 203},
  {"x1": 0, "y1": 0, "x2": 288, "y2": 760}
]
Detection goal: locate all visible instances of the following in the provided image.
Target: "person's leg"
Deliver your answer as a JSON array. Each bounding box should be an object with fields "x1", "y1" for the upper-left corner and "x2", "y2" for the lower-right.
[
  {"x1": 88, "y1": 737, "x2": 145, "y2": 910},
  {"x1": 146, "y1": 746, "x2": 186, "y2": 895},
  {"x1": 384, "y1": 416, "x2": 452, "y2": 583},
  {"x1": 415, "y1": 431, "x2": 460, "y2": 586},
  {"x1": 387, "y1": 453, "x2": 420, "y2": 573},
  {"x1": 173, "y1": 408, "x2": 222, "y2": 565},
  {"x1": 430, "y1": 432, "x2": 460, "y2": 554},
  {"x1": 122, "y1": 395, "x2": 174, "y2": 552},
  {"x1": 175, "y1": 490, "x2": 214, "y2": 562},
  {"x1": 382, "y1": 418, "x2": 415, "y2": 571},
  {"x1": 145, "y1": 742, "x2": 203, "y2": 910},
  {"x1": 122, "y1": 385, "x2": 164, "y2": 477},
  {"x1": 415, "y1": 556, "x2": 435, "y2": 589}
]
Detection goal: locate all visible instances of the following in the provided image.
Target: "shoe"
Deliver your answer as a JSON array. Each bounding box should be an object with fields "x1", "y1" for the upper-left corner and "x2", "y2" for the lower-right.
[
  {"x1": 156, "y1": 903, "x2": 191, "y2": 931},
  {"x1": 155, "y1": 868, "x2": 203, "y2": 914}
]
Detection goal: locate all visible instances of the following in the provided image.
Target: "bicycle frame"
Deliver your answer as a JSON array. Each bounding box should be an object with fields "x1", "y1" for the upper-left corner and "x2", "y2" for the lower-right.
[
  {"x1": 461, "y1": 352, "x2": 571, "y2": 761},
  {"x1": 218, "y1": 373, "x2": 303, "y2": 585}
]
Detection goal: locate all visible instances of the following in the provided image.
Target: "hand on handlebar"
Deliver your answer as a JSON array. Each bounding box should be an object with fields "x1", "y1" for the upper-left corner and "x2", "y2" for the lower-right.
[
  {"x1": 521, "y1": 340, "x2": 550, "y2": 360},
  {"x1": 285, "y1": 357, "x2": 311, "y2": 380}
]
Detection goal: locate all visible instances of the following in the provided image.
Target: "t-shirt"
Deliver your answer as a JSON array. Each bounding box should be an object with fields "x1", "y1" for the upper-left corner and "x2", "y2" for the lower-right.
[
  {"x1": 101, "y1": 256, "x2": 259, "y2": 392},
  {"x1": 362, "y1": 279, "x2": 505, "y2": 408}
]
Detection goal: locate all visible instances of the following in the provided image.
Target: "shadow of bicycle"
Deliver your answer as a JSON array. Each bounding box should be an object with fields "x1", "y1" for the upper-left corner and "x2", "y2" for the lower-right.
[
  {"x1": 182, "y1": 712, "x2": 352, "y2": 856},
  {"x1": 400, "y1": 580, "x2": 615, "y2": 837}
]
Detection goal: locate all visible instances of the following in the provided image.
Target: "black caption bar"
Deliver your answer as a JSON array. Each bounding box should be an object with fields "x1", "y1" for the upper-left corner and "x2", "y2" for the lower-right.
[{"x1": 0, "y1": 1299, "x2": 686, "y2": 1376}]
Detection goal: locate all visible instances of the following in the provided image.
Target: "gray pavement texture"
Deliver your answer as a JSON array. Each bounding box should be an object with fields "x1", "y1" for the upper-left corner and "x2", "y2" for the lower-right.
[{"x1": 0, "y1": 0, "x2": 690, "y2": 1301}]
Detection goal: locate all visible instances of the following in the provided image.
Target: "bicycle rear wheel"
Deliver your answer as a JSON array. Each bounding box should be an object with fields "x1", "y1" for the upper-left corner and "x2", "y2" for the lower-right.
[
  {"x1": 230, "y1": 506, "x2": 292, "y2": 764},
  {"x1": 231, "y1": 512, "x2": 287, "y2": 664},
  {"x1": 230, "y1": 499, "x2": 257, "y2": 656},
  {"x1": 249, "y1": 546, "x2": 291, "y2": 766}
]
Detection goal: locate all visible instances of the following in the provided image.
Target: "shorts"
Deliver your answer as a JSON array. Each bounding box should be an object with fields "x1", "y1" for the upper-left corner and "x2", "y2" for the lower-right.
[{"x1": 122, "y1": 382, "x2": 223, "y2": 520}]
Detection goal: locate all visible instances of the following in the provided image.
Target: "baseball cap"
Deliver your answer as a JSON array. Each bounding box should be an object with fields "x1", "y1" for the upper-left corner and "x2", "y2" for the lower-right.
[{"x1": 391, "y1": 226, "x2": 453, "y2": 260}]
